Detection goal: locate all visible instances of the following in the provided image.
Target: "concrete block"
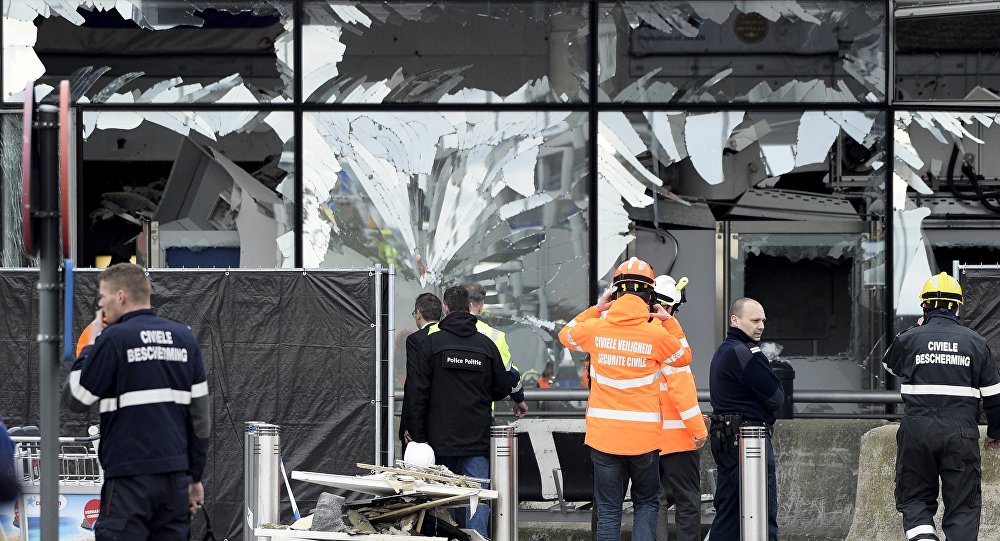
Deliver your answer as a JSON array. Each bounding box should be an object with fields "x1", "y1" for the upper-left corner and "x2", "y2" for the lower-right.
[
  {"x1": 845, "y1": 424, "x2": 1000, "y2": 541},
  {"x1": 698, "y1": 419, "x2": 887, "y2": 541}
]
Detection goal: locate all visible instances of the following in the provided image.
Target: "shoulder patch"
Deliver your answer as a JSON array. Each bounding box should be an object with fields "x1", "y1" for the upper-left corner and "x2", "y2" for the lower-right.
[
  {"x1": 749, "y1": 346, "x2": 761, "y2": 354},
  {"x1": 735, "y1": 343, "x2": 754, "y2": 364}
]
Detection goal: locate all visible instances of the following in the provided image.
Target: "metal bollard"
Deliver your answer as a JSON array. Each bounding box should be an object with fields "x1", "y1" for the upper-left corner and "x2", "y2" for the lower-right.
[
  {"x1": 245, "y1": 422, "x2": 281, "y2": 541},
  {"x1": 490, "y1": 424, "x2": 518, "y2": 541},
  {"x1": 739, "y1": 425, "x2": 769, "y2": 541}
]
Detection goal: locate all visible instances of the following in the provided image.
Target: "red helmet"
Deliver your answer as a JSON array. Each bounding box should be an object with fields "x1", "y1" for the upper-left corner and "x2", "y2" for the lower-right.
[{"x1": 612, "y1": 257, "x2": 655, "y2": 293}]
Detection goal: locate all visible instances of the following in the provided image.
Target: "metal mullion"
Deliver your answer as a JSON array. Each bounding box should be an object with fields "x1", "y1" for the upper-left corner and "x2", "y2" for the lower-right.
[
  {"x1": 294, "y1": 0, "x2": 303, "y2": 269},
  {"x1": 884, "y1": 0, "x2": 896, "y2": 399},
  {"x1": 588, "y1": 0, "x2": 599, "y2": 302}
]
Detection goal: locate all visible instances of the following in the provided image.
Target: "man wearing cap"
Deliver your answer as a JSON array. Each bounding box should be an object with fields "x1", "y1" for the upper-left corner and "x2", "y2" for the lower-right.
[{"x1": 883, "y1": 272, "x2": 1000, "y2": 541}]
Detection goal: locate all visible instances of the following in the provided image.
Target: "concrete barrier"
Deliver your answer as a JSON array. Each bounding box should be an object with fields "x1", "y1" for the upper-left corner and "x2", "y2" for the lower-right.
[
  {"x1": 844, "y1": 424, "x2": 1000, "y2": 541},
  {"x1": 693, "y1": 419, "x2": 887, "y2": 541}
]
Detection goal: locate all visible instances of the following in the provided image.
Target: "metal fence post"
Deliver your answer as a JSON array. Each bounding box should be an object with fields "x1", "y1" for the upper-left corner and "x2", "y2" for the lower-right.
[
  {"x1": 245, "y1": 422, "x2": 281, "y2": 541},
  {"x1": 739, "y1": 426, "x2": 768, "y2": 541},
  {"x1": 490, "y1": 424, "x2": 517, "y2": 541}
]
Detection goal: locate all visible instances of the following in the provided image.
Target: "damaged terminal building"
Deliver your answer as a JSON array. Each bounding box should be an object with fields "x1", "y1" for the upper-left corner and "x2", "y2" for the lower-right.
[{"x1": 4, "y1": 0, "x2": 1000, "y2": 538}]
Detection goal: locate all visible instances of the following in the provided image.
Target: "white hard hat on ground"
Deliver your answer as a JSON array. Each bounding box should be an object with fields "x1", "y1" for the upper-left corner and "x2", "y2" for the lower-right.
[{"x1": 403, "y1": 441, "x2": 435, "y2": 467}]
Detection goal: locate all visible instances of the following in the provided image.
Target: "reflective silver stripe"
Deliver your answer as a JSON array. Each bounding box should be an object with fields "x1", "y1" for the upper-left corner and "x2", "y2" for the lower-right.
[
  {"x1": 981, "y1": 382, "x2": 1000, "y2": 397},
  {"x1": 900, "y1": 384, "x2": 980, "y2": 398},
  {"x1": 662, "y1": 347, "x2": 686, "y2": 365},
  {"x1": 679, "y1": 405, "x2": 702, "y2": 420},
  {"x1": 191, "y1": 381, "x2": 209, "y2": 398},
  {"x1": 679, "y1": 338, "x2": 689, "y2": 348},
  {"x1": 590, "y1": 366, "x2": 659, "y2": 390},
  {"x1": 661, "y1": 365, "x2": 692, "y2": 376},
  {"x1": 100, "y1": 388, "x2": 192, "y2": 413},
  {"x1": 750, "y1": 346, "x2": 761, "y2": 353},
  {"x1": 564, "y1": 321, "x2": 584, "y2": 352},
  {"x1": 906, "y1": 524, "x2": 936, "y2": 539},
  {"x1": 659, "y1": 382, "x2": 668, "y2": 391},
  {"x1": 587, "y1": 407, "x2": 660, "y2": 423},
  {"x1": 662, "y1": 420, "x2": 686, "y2": 429},
  {"x1": 68, "y1": 371, "x2": 100, "y2": 406},
  {"x1": 882, "y1": 361, "x2": 897, "y2": 377}
]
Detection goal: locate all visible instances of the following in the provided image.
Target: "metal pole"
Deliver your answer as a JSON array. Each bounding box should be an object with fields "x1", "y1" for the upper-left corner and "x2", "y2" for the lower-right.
[
  {"x1": 386, "y1": 264, "x2": 395, "y2": 465},
  {"x1": 739, "y1": 426, "x2": 769, "y2": 541},
  {"x1": 37, "y1": 104, "x2": 61, "y2": 541},
  {"x1": 490, "y1": 424, "x2": 517, "y2": 541},
  {"x1": 245, "y1": 422, "x2": 281, "y2": 541}
]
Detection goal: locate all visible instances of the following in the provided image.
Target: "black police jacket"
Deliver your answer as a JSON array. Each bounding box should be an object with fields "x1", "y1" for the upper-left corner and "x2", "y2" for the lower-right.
[
  {"x1": 883, "y1": 310, "x2": 1000, "y2": 438},
  {"x1": 63, "y1": 309, "x2": 210, "y2": 481},
  {"x1": 403, "y1": 311, "x2": 512, "y2": 456},
  {"x1": 709, "y1": 327, "x2": 784, "y2": 425}
]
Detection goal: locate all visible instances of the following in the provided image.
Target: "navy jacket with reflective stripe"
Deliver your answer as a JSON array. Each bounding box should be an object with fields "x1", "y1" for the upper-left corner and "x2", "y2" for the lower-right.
[
  {"x1": 63, "y1": 309, "x2": 210, "y2": 480},
  {"x1": 709, "y1": 327, "x2": 784, "y2": 425},
  {"x1": 883, "y1": 310, "x2": 1000, "y2": 438}
]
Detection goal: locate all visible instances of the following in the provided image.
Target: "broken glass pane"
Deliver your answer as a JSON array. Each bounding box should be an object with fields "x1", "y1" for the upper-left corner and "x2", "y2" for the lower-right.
[
  {"x1": 0, "y1": 112, "x2": 31, "y2": 267},
  {"x1": 302, "y1": 1, "x2": 589, "y2": 103},
  {"x1": 80, "y1": 110, "x2": 294, "y2": 268},
  {"x1": 3, "y1": 0, "x2": 293, "y2": 103},
  {"x1": 303, "y1": 111, "x2": 590, "y2": 384},
  {"x1": 599, "y1": 1, "x2": 886, "y2": 103},
  {"x1": 598, "y1": 109, "x2": 886, "y2": 378},
  {"x1": 893, "y1": 110, "x2": 1000, "y2": 324}
]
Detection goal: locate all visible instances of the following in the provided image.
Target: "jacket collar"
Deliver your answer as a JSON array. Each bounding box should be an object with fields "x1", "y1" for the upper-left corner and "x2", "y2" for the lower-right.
[
  {"x1": 727, "y1": 326, "x2": 757, "y2": 345},
  {"x1": 925, "y1": 309, "x2": 959, "y2": 324},
  {"x1": 604, "y1": 294, "x2": 652, "y2": 325},
  {"x1": 120, "y1": 308, "x2": 155, "y2": 323}
]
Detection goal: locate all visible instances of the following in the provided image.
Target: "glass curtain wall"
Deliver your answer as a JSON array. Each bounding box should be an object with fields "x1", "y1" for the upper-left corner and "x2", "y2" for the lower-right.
[
  {"x1": 892, "y1": 1, "x2": 1000, "y2": 339},
  {"x1": 16, "y1": 1, "x2": 1000, "y2": 399}
]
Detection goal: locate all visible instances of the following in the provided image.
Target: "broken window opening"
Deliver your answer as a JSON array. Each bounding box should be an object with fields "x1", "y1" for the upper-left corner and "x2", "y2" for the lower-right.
[
  {"x1": 303, "y1": 110, "x2": 590, "y2": 381},
  {"x1": 3, "y1": 1, "x2": 293, "y2": 103},
  {"x1": 599, "y1": 1, "x2": 886, "y2": 103},
  {"x1": 80, "y1": 110, "x2": 294, "y2": 268}
]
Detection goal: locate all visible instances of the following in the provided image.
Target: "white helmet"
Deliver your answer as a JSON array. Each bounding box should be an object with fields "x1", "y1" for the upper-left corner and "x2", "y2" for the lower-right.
[
  {"x1": 403, "y1": 442, "x2": 435, "y2": 467},
  {"x1": 654, "y1": 275, "x2": 688, "y2": 307}
]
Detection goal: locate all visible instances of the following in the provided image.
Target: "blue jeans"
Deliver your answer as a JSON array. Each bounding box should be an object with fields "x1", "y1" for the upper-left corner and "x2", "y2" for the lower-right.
[
  {"x1": 436, "y1": 455, "x2": 490, "y2": 538},
  {"x1": 591, "y1": 449, "x2": 660, "y2": 541},
  {"x1": 709, "y1": 433, "x2": 778, "y2": 541}
]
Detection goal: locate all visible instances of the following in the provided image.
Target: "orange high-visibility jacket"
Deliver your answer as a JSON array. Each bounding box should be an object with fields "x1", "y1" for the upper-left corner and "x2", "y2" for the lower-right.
[
  {"x1": 658, "y1": 316, "x2": 707, "y2": 454},
  {"x1": 558, "y1": 295, "x2": 691, "y2": 455}
]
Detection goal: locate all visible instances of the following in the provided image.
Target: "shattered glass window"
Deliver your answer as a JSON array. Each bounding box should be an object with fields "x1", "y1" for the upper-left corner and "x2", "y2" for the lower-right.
[
  {"x1": 0, "y1": 112, "x2": 30, "y2": 266},
  {"x1": 598, "y1": 1, "x2": 886, "y2": 103},
  {"x1": 3, "y1": 0, "x2": 293, "y2": 104},
  {"x1": 303, "y1": 111, "x2": 590, "y2": 385},
  {"x1": 893, "y1": 110, "x2": 1000, "y2": 324},
  {"x1": 894, "y1": 3, "x2": 1000, "y2": 101},
  {"x1": 80, "y1": 110, "x2": 294, "y2": 268},
  {"x1": 598, "y1": 110, "x2": 886, "y2": 386},
  {"x1": 302, "y1": 1, "x2": 589, "y2": 103}
]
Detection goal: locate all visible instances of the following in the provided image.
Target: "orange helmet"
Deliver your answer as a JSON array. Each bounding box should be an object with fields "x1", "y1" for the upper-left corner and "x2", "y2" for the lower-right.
[{"x1": 612, "y1": 257, "x2": 655, "y2": 293}]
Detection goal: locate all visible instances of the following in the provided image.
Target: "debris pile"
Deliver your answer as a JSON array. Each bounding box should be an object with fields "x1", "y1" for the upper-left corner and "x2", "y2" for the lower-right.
[{"x1": 264, "y1": 461, "x2": 496, "y2": 540}]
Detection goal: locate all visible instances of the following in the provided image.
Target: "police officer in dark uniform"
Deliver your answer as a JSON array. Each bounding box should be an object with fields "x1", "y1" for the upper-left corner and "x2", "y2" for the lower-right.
[
  {"x1": 882, "y1": 272, "x2": 1000, "y2": 541},
  {"x1": 63, "y1": 263, "x2": 210, "y2": 541},
  {"x1": 708, "y1": 297, "x2": 783, "y2": 541},
  {"x1": 404, "y1": 285, "x2": 524, "y2": 538}
]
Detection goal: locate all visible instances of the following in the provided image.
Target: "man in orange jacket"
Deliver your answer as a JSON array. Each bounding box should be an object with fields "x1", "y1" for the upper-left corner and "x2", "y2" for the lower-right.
[
  {"x1": 558, "y1": 257, "x2": 691, "y2": 541},
  {"x1": 652, "y1": 275, "x2": 707, "y2": 541}
]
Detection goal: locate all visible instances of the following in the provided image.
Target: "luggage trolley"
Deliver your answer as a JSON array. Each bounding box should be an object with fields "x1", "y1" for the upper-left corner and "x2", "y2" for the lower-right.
[{"x1": 8, "y1": 428, "x2": 103, "y2": 539}]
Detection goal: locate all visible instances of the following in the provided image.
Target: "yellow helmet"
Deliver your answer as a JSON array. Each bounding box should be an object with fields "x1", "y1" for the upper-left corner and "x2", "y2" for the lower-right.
[{"x1": 920, "y1": 272, "x2": 963, "y2": 307}]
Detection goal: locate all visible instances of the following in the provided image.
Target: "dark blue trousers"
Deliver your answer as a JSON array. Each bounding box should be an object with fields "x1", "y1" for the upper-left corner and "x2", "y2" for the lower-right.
[
  {"x1": 95, "y1": 472, "x2": 191, "y2": 541},
  {"x1": 709, "y1": 433, "x2": 777, "y2": 541}
]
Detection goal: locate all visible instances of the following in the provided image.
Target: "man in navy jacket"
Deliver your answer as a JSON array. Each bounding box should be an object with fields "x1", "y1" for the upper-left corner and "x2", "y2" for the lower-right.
[
  {"x1": 63, "y1": 263, "x2": 210, "y2": 541},
  {"x1": 708, "y1": 297, "x2": 783, "y2": 541}
]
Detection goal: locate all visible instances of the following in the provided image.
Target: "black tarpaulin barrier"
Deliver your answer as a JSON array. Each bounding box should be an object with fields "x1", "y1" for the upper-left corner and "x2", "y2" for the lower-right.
[
  {"x1": 959, "y1": 267, "x2": 1000, "y2": 353},
  {"x1": 0, "y1": 269, "x2": 382, "y2": 540}
]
